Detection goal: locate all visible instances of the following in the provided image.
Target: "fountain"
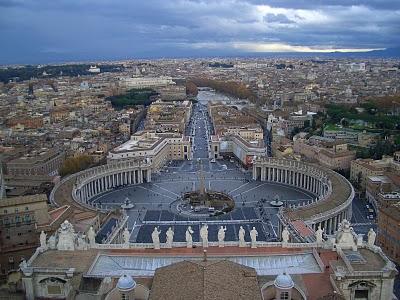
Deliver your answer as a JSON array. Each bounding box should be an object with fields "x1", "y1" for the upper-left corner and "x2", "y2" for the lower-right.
[{"x1": 181, "y1": 159, "x2": 235, "y2": 217}]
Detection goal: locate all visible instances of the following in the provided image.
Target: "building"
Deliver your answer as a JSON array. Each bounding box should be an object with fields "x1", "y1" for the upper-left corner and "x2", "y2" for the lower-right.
[
  {"x1": 6, "y1": 148, "x2": 65, "y2": 177},
  {"x1": 144, "y1": 100, "x2": 192, "y2": 134},
  {"x1": 11, "y1": 219, "x2": 398, "y2": 300},
  {"x1": 149, "y1": 260, "x2": 262, "y2": 300},
  {"x1": 294, "y1": 139, "x2": 356, "y2": 171},
  {"x1": 120, "y1": 77, "x2": 174, "y2": 89},
  {"x1": 107, "y1": 131, "x2": 191, "y2": 171},
  {"x1": 157, "y1": 85, "x2": 187, "y2": 101},
  {"x1": 317, "y1": 144, "x2": 356, "y2": 171},
  {"x1": 88, "y1": 65, "x2": 100, "y2": 73},
  {"x1": 351, "y1": 153, "x2": 400, "y2": 191},
  {"x1": 6, "y1": 116, "x2": 43, "y2": 129},
  {"x1": 210, "y1": 135, "x2": 266, "y2": 166},
  {"x1": 376, "y1": 192, "x2": 400, "y2": 265},
  {"x1": 0, "y1": 194, "x2": 68, "y2": 280}
]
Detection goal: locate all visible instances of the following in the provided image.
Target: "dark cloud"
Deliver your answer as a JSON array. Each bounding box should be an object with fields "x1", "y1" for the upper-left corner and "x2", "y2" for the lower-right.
[{"x1": 0, "y1": 0, "x2": 399, "y2": 64}]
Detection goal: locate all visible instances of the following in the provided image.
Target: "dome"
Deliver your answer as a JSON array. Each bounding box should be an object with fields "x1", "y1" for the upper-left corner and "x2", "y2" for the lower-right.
[
  {"x1": 274, "y1": 272, "x2": 294, "y2": 289},
  {"x1": 117, "y1": 274, "x2": 136, "y2": 292}
]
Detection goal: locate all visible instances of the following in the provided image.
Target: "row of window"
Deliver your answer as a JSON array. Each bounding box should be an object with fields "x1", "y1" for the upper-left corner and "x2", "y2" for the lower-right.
[
  {"x1": 0, "y1": 214, "x2": 32, "y2": 226},
  {"x1": 2, "y1": 206, "x2": 29, "y2": 214}
]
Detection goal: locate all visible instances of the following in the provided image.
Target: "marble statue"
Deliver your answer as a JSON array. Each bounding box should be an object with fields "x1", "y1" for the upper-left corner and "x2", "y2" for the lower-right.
[
  {"x1": 20, "y1": 259, "x2": 28, "y2": 270},
  {"x1": 282, "y1": 226, "x2": 290, "y2": 244},
  {"x1": 122, "y1": 227, "x2": 130, "y2": 245},
  {"x1": 76, "y1": 234, "x2": 88, "y2": 250},
  {"x1": 166, "y1": 227, "x2": 174, "y2": 248},
  {"x1": 238, "y1": 226, "x2": 246, "y2": 247},
  {"x1": 250, "y1": 227, "x2": 258, "y2": 248},
  {"x1": 48, "y1": 235, "x2": 56, "y2": 249},
  {"x1": 88, "y1": 226, "x2": 96, "y2": 247},
  {"x1": 186, "y1": 226, "x2": 194, "y2": 248},
  {"x1": 357, "y1": 234, "x2": 364, "y2": 247},
  {"x1": 200, "y1": 224, "x2": 209, "y2": 248},
  {"x1": 217, "y1": 226, "x2": 227, "y2": 247},
  {"x1": 316, "y1": 225, "x2": 324, "y2": 244},
  {"x1": 39, "y1": 230, "x2": 47, "y2": 251},
  {"x1": 152, "y1": 227, "x2": 161, "y2": 250},
  {"x1": 335, "y1": 219, "x2": 357, "y2": 250},
  {"x1": 368, "y1": 228, "x2": 376, "y2": 246},
  {"x1": 57, "y1": 220, "x2": 76, "y2": 251}
]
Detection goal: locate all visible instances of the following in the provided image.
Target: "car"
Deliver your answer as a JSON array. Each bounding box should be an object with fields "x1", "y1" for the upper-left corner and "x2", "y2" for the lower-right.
[
  {"x1": 368, "y1": 208, "x2": 374, "y2": 213},
  {"x1": 366, "y1": 204, "x2": 370, "y2": 209}
]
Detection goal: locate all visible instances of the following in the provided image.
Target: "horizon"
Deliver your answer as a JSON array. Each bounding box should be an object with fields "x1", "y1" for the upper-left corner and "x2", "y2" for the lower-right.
[{"x1": 1, "y1": 48, "x2": 399, "y2": 67}]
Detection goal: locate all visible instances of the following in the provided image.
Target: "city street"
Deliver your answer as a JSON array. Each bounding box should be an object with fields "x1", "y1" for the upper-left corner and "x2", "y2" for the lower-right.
[{"x1": 350, "y1": 195, "x2": 377, "y2": 236}]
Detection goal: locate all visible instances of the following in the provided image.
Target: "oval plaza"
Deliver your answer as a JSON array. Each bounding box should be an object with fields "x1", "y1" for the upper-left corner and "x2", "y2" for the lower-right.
[{"x1": 51, "y1": 100, "x2": 354, "y2": 245}]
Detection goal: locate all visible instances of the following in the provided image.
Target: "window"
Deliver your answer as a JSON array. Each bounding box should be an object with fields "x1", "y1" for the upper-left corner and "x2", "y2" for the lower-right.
[
  {"x1": 47, "y1": 285, "x2": 62, "y2": 295},
  {"x1": 354, "y1": 290, "x2": 369, "y2": 299},
  {"x1": 280, "y1": 291, "x2": 289, "y2": 300},
  {"x1": 121, "y1": 293, "x2": 128, "y2": 300}
]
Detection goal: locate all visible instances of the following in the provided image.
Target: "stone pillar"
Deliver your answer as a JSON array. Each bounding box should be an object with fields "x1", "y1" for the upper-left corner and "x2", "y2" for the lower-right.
[
  {"x1": 326, "y1": 218, "x2": 331, "y2": 235},
  {"x1": 22, "y1": 276, "x2": 34, "y2": 300},
  {"x1": 332, "y1": 215, "x2": 337, "y2": 233},
  {"x1": 147, "y1": 169, "x2": 151, "y2": 182},
  {"x1": 261, "y1": 167, "x2": 266, "y2": 181}
]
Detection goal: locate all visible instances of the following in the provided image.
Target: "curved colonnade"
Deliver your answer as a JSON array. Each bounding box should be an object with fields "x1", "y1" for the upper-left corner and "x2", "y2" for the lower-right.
[
  {"x1": 71, "y1": 159, "x2": 152, "y2": 211},
  {"x1": 51, "y1": 157, "x2": 354, "y2": 237},
  {"x1": 253, "y1": 157, "x2": 354, "y2": 235}
]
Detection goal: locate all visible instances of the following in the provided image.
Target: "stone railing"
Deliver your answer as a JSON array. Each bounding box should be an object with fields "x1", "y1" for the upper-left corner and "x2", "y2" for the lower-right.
[{"x1": 91, "y1": 240, "x2": 319, "y2": 250}]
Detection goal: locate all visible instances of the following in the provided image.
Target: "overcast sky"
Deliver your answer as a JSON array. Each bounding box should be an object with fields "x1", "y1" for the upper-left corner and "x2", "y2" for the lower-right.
[{"x1": 1, "y1": 0, "x2": 399, "y2": 64}]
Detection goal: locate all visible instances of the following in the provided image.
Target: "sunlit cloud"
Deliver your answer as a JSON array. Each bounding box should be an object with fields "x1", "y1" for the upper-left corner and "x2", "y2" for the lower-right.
[{"x1": 187, "y1": 41, "x2": 385, "y2": 53}]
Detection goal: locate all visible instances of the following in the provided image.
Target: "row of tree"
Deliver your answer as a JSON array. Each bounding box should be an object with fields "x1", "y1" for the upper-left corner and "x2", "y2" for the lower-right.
[
  {"x1": 189, "y1": 77, "x2": 257, "y2": 102},
  {"x1": 59, "y1": 155, "x2": 95, "y2": 177},
  {"x1": 0, "y1": 64, "x2": 124, "y2": 83},
  {"x1": 185, "y1": 81, "x2": 198, "y2": 96}
]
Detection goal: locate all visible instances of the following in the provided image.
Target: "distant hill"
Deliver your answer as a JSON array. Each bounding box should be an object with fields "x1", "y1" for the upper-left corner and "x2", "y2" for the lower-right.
[
  {"x1": 356, "y1": 47, "x2": 400, "y2": 58},
  {"x1": 242, "y1": 47, "x2": 400, "y2": 59}
]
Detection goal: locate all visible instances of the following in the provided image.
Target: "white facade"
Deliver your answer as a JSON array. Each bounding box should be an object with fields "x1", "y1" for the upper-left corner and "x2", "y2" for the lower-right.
[{"x1": 120, "y1": 77, "x2": 174, "y2": 89}]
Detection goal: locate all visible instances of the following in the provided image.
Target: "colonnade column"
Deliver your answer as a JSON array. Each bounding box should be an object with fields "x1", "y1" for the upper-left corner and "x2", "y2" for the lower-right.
[{"x1": 147, "y1": 169, "x2": 151, "y2": 182}]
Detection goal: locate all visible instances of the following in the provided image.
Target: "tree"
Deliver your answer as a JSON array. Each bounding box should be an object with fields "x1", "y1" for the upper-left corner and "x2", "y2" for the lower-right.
[
  {"x1": 185, "y1": 81, "x2": 198, "y2": 96},
  {"x1": 60, "y1": 155, "x2": 94, "y2": 177}
]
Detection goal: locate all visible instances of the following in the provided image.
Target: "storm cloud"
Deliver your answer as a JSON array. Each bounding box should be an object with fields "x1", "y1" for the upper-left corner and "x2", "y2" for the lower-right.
[{"x1": 0, "y1": 0, "x2": 399, "y2": 64}]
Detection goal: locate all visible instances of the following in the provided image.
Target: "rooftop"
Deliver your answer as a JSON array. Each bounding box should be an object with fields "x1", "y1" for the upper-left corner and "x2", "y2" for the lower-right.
[
  {"x1": 285, "y1": 165, "x2": 353, "y2": 220},
  {"x1": 149, "y1": 260, "x2": 262, "y2": 300}
]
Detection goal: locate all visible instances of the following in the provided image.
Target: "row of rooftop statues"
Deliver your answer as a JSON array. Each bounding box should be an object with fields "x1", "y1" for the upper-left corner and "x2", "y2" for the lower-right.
[
  {"x1": 123, "y1": 224, "x2": 260, "y2": 249},
  {"x1": 39, "y1": 219, "x2": 376, "y2": 252}
]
